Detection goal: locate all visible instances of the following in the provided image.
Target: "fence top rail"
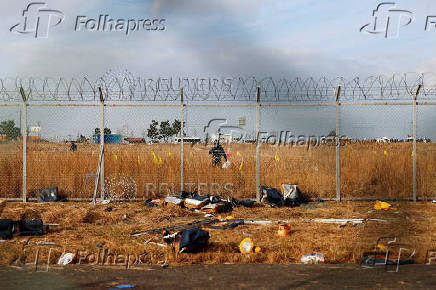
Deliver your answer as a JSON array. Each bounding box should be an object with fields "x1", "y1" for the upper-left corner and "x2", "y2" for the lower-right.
[{"x1": 1, "y1": 74, "x2": 436, "y2": 103}]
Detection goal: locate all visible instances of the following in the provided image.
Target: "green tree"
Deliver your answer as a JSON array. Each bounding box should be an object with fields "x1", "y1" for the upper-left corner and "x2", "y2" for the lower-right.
[
  {"x1": 147, "y1": 120, "x2": 159, "y2": 143},
  {"x1": 0, "y1": 120, "x2": 21, "y2": 140},
  {"x1": 159, "y1": 120, "x2": 173, "y2": 142},
  {"x1": 171, "y1": 119, "x2": 181, "y2": 136}
]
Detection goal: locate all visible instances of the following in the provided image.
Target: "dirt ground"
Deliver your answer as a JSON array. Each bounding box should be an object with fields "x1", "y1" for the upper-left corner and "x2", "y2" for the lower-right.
[
  {"x1": 1, "y1": 264, "x2": 436, "y2": 289},
  {"x1": 0, "y1": 201, "x2": 435, "y2": 266}
]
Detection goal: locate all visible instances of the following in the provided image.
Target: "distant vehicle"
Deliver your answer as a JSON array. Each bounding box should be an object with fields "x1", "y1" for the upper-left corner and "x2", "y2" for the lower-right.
[
  {"x1": 174, "y1": 136, "x2": 201, "y2": 143},
  {"x1": 376, "y1": 137, "x2": 391, "y2": 143},
  {"x1": 125, "y1": 137, "x2": 145, "y2": 144}
]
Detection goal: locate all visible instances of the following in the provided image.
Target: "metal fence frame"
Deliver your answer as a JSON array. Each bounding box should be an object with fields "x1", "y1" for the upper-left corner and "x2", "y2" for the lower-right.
[{"x1": 1, "y1": 75, "x2": 436, "y2": 202}]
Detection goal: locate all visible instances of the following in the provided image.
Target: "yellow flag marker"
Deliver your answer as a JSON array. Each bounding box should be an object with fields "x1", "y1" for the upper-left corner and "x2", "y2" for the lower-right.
[
  {"x1": 384, "y1": 150, "x2": 388, "y2": 156},
  {"x1": 237, "y1": 151, "x2": 242, "y2": 157},
  {"x1": 113, "y1": 154, "x2": 118, "y2": 161},
  {"x1": 411, "y1": 151, "x2": 414, "y2": 157},
  {"x1": 190, "y1": 151, "x2": 193, "y2": 157},
  {"x1": 167, "y1": 151, "x2": 173, "y2": 157},
  {"x1": 275, "y1": 152, "x2": 280, "y2": 162},
  {"x1": 239, "y1": 160, "x2": 244, "y2": 171},
  {"x1": 158, "y1": 157, "x2": 163, "y2": 164},
  {"x1": 137, "y1": 157, "x2": 141, "y2": 164},
  {"x1": 151, "y1": 152, "x2": 159, "y2": 164}
]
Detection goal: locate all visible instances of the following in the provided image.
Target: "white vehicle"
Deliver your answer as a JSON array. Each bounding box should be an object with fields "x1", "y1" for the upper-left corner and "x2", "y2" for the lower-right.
[{"x1": 376, "y1": 137, "x2": 390, "y2": 143}]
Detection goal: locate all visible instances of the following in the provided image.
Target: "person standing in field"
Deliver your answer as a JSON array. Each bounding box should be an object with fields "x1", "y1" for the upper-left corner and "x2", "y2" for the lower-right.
[{"x1": 209, "y1": 135, "x2": 227, "y2": 166}]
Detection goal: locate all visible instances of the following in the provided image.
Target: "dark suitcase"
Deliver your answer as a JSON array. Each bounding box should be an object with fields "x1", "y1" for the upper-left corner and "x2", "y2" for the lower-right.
[
  {"x1": 39, "y1": 187, "x2": 58, "y2": 202},
  {"x1": 0, "y1": 219, "x2": 14, "y2": 239},
  {"x1": 17, "y1": 219, "x2": 43, "y2": 236}
]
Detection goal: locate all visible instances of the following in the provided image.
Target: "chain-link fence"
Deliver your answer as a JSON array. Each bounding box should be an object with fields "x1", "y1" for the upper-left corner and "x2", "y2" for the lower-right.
[{"x1": 1, "y1": 74, "x2": 436, "y2": 201}]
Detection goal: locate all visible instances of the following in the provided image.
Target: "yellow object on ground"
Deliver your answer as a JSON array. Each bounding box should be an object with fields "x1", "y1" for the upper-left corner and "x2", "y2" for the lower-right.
[
  {"x1": 277, "y1": 224, "x2": 290, "y2": 236},
  {"x1": 254, "y1": 247, "x2": 261, "y2": 253},
  {"x1": 374, "y1": 200, "x2": 391, "y2": 210},
  {"x1": 239, "y1": 237, "x2": 254, "y2": 254}
]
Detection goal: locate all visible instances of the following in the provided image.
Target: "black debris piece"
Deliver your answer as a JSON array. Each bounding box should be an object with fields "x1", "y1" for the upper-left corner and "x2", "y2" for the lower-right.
[
  {"x1": 17, "y1": 219, "x2": 44, "y2": 236},
  {"x1": 0, "y1": 219, "x2": 15, "y2": 239},
  {"x1": 39, "y1": 187, "x2": 58, "y2": 202},
  {"x1": 179, "y1": 227, "x2": 210, "y2": 253}
]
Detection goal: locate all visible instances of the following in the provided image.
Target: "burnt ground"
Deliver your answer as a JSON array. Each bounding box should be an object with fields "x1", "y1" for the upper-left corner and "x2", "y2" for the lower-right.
[{"x1": 0, "y1": 264, "x2": 435, "y2": 289}]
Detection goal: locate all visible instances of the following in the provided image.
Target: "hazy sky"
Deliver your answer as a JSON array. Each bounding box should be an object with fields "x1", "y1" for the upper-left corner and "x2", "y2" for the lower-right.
[
  {"x1": 1, "y1": 0, "x2": 436, "y2": 140},
  {"x1": 2, "y1": 0, "x2": 436, "y2": 78}
]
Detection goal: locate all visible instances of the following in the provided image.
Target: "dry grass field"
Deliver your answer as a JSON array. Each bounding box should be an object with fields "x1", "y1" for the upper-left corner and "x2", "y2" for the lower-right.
[
  {"x1": 1, "y1": 141, "x2": 436, "y2": 199},
  {"x1": 0, "y1": 201, "x2": 435, "y2": 266}
]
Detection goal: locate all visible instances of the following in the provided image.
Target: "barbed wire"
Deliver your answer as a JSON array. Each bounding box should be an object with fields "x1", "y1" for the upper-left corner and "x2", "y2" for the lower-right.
[{"x1": 1, "y1": 73, "x2": 436, "y2": 102}]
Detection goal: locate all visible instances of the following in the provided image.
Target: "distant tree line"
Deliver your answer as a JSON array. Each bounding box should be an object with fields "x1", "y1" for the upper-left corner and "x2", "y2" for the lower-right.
[
  {"x1": 0, "y1": 120, "x2": 21, "y2": 140},
  {"x1": 147, "y1": 120, "x2": 181, "y2": 143}
]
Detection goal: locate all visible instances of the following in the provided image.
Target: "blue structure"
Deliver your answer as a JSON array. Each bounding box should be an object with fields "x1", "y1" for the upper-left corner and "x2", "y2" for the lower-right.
[{"x1": 93, "y1": 134, "x2": 122, "y2": 144}]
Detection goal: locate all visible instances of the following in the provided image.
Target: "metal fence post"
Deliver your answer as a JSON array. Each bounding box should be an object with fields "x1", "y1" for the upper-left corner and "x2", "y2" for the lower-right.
[
  {"x1": 180, "y1": 88, "x2": 184, "y2": 192},
  {"x1": 335, "y1": 86, "x2": 342, "y2": 201},
  {"x1": 412, "y1": 84, "x2": 421, "y2": 202},
  {"x1": 19, "y1": 87, "x2": 28, "y2": 202},
  {"x1": 256, "y1": 86, "x2": 261, "y2": 202},
  {"x1": 99, "y1": 88, "x2": 105, "y2": 200}
]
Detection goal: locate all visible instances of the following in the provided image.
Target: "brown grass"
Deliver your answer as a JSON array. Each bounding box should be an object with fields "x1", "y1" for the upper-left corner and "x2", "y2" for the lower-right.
[
  {"x1": 1, "y1": 141, "x2": 436, "y2": 199},
  {"x1": 0, "y1": 201, "x2": 435, "y2": 266}
]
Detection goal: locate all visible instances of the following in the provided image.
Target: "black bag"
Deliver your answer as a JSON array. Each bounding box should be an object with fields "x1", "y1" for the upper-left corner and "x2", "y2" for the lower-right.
[
  {"x1": 39, "y1": 187, "x2": 58, "y2": 202},
  {"x1": 17, "y1": 219, "x2": 43, "y2": 236},
  {"x1": 179, "y1": 227, "x2": 210, "y2": 253},
  {"x1": 0, "y1": 219, "x2": 14, "y2": 239},
  {"x1": 260, "y1": 186, "x2": 284, "y2": 207}
]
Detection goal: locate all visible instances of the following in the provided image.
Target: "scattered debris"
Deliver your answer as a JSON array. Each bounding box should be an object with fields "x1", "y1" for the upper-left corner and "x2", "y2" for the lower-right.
[
  {"x1": 374, "y1": 200, "x2": 397, "y2": 211},
  {"x1": 260, "y1": 186, "x2": 285, "y2": 207},
  {"x1": 222, "y1": 160, "x2": 231, "y2": 168},
  {"x1": 104, "y1": 207, "x2": 113, "y2": 212},
  {"x1": 239, "y1": 237, "x2": 255, "y2": 254},
  {"x1": 184, "y1": 196, "x2": 210, "y2": 209},
  {"x1": 147, "y1": 242, "x2": 167, "y2": 248},
  {"x1": 145, "y1": 198, "x2": 160, "y2": 207},
  {"x1": 37, "y1": 241, "x2": 55, "y2": 245},
  {"x1": 38, "y1": 187, "x2": 58, "y2": 202},
  {"x1": 178, "y1": 227, "x2": 210, "y2": 253},
  {"x1": 201, "y1": 202, "x2": 232, "y2": 214},
  {"x1": 277, "y1": 224, "x2": 290, "y2": 236},
  {"x1": 210, "y1": 219, "x2": 244, "y2": 229},
  {"x1": 300, "y1": 253, "x2": 325, "y2": 264},
  {"x1": 0, "y1": 219, "x2": 14, "y2": 239},
  {"x1": 259, "y1": 185, "x2": 303, "y2": 207},
  {"x1": 111, "y1": 284, "x2": 135, "y2": 289},
  {"x1": 244, "y1": 218, "x2": 387, "y2": 226},
  {"x1": 160, "y1": 263, "x2": 168, "y2": 268},
  {"x1": 93, "y1": 200, "x2": 111, "y2": 205},
  {"x1": 58, "y1": 253, "x2": 75, "y2": 265},
  {"x1": 17, "y1": 219, "x2": 44, "y2": 236},
  {"x1": 164, "y1": 196, "x2": 184, "y2": 206},
  {"x1": 230, "y1": 198, "x2": 255, "y2": 208},
  {"x1": 281, "y1": 184, "x2": 303, "y2": 206},
  {"x1": 131, "y1": 219, "x2": 218, "y2": 236}
]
